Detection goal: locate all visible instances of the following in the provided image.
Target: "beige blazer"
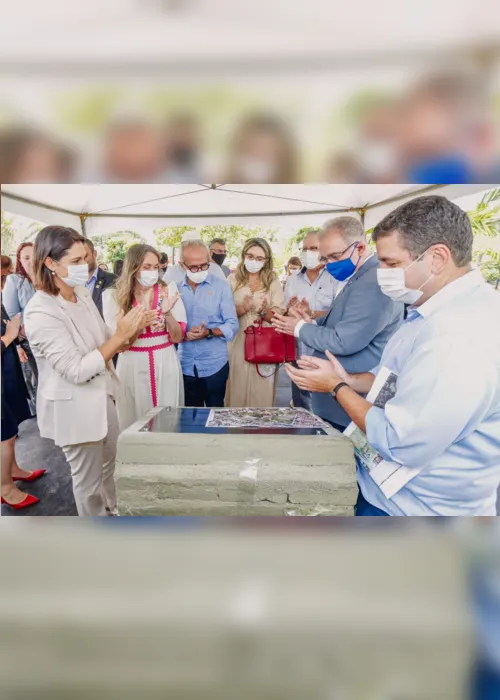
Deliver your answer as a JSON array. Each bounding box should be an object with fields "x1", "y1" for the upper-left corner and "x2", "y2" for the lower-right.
[{"x1": 24, "y1": 286, "x2": 116, "y2": 447}]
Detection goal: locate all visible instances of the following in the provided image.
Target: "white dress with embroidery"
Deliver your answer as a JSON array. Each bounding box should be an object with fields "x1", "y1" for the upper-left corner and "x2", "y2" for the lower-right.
[{"x1": 102, "y1": 282, "x2": 187, "y2": 431}]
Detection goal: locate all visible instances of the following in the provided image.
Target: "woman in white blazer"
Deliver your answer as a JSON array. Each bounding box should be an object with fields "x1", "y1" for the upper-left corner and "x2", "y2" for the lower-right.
[{"x1": 24, "y1": 226, "x2": 156, "y2": 516}]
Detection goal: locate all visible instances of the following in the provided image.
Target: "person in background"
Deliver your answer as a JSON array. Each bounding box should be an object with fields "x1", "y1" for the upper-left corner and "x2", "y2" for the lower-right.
[
  {"x1": 225, "y1": 114, "x2": 298, "y2": 184},
  {"x1": 1, "y1": 254, "x2": 13, "y2": 282},
  {"x1": 209, "y1": 238, "x2": 231, "y2": 278},
  {"x1": 82, "y1": 239, "x2": 117, "y2": 319},
  {"x1": 101, "y1": 118, "x2": 165, "y2": 184},
  {"x1": 3, "y1": 242, "x2": 38, "y2": 413},
  {"x1": 103, "y1": 244, "x2": 187, "y2": 431},
  {"x1": 177, "y1": 241, "x2": 238, "y2": 407},
  {"x1": 0, "y1": 127, "x2": 75, "y2": 183},
  {"x1": 113, "y1": 259, "x2": 124, "y2": 277},
  {"x1": 164, "y1": 114, "x2": 203, "y2": 183},
  {"x1": 272, "y1": 216, "x2": 403, "y2": 432},
  {"x1": 281, "y1": 256, "x2": 302, "y2": 288},
  {"x1": 159, "y1": 252, "x2": 169, "y2": 280},
  {"x1": 165, "y1": 232, "x2": 227, "y2": 285},
  {"x1": 1, "y1": 269, "x2": 41, "y2": 510},
  {"x1": 284, "y1": 229, "x2": 337, "y2": 410},
  {"x1": 98, "y1": 263, "x2": 109, "y2": 272},
  {"x1": 226, "y1": 238, "x2": 285, "y2": 408},
  {"x1": 24, "y1": 226, "x2": 154, "y2": 516},
  {"x1": 286, "y1": 196, "x2": 500, "y2": 517}
]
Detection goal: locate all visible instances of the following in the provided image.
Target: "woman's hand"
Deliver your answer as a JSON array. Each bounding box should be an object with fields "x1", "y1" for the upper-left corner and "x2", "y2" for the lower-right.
[
  {"x1": 236, "y1": 294, "x2": 253, "y2": 317},
  {"x1": 5, "y1": 314, "x2": 21, "y2": 343},
  {"x1": 17, "y1": 346, "x2": 28, "y2": 363},
  {"x1": 254, "y1": 294, "x2": 268, "y2": 315},
  {"x1": 117, "y1": 307, "x2": 157, "y2": 340},
  {"x1": 161, "y1": 291, "x2": 180, "y2": 315}
]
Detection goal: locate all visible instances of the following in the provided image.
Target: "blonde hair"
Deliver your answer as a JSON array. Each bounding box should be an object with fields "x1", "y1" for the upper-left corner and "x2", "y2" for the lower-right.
[
  {"x1": 234, "y1": 237, "x2": 277, "y2": 292},
  {"x1": 115, "y1": 243, "x2": 165, "y2": 315}
]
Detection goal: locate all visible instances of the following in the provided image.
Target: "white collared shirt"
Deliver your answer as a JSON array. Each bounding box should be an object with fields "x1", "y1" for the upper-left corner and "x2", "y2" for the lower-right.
[
  {"x1": 358, "y1": 270, "x2": 500, "y2": 516},
  {"x1": 284, "y1": 266, "x2": 337, "y2": 311}
]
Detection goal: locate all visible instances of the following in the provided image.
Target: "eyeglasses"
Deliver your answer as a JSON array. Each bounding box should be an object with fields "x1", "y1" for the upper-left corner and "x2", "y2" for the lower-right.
[
  {"x1": 319, "y1": 241, "x2": 358, "y2": 264},
  {"x1": 185, "y1": 263, "x2": 210, "y2": 273},
  {"x1": 245, "y1": 254, "x2": 267, "y2": 263}
]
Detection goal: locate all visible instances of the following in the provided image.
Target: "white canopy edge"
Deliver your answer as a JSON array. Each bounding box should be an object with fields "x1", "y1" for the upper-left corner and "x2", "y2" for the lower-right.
[{"x1": 1, "y1": 184, "x2": 491, "y2": 242}]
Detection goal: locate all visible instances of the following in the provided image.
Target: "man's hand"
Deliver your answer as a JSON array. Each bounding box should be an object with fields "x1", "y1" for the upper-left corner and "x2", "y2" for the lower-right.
[
  {"x1": 186, "y1": 321, "x2": 208, "y2": 341},
  {"x1": 271, "y1": 312, "x2": 301, "y2": 336},
  {"x1": 285, "y1": 350, "x2": 349, "y2": 393},
  {"x1": 287, "y1": 296, "x2": 299, "y2": 310},
  {"x1": 287, "y1": 305, "x2": 313, "y2": 323},
  {"x1": 296, "y1": 298, "x2": 312, "y2": 316},
  {"x1": 17, "y1": 346, "x2": 28, "y2": 363}
]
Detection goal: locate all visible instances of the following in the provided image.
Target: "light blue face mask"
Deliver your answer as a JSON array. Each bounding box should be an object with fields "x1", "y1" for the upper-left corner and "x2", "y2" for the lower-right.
[{"x1": 325, "y1": 242, "x2": 360, "y2": 281}]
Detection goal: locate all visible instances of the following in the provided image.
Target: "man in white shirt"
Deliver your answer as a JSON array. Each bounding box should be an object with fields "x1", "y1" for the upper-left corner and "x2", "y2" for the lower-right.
[
  {"x1": 286, "y1": 195, "x2": 500, "y2": 516},
  {"x1": 284, "y1": 229, "x2": 337, "y2": 410}
]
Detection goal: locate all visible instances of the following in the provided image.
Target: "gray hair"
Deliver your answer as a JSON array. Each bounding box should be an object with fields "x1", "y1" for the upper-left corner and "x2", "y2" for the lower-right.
[
  {"x1": 180, "y1": 239, "x2": 210, "y2": 261},
  {"x1": 320, "y1": 216, "x2": 365, "y2": 244},
  {"x1": 372, "y1": 195, "x2": 473, "y2": 267}
]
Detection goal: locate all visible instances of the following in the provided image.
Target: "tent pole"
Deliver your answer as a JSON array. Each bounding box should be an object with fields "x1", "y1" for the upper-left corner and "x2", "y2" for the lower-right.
[{"x1": 80, "y1": 214, "x2": 87, "y2": 237}]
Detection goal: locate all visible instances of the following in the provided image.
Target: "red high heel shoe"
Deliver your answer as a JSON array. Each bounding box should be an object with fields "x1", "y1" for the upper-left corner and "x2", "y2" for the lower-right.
[
  {"x1": 1, "y1": 494, "x2": 40, "y2": 510},
  {"x1": 12, "y1": 469, "x2": 46, "y2": 483}
]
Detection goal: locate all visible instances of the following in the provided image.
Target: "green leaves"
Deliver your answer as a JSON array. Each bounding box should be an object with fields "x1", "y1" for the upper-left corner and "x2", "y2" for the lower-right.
[
  {"x1": 154, "y1": 224, "x2": 279, "y2": 258},
  {"x1": 468, "y1": 189, "x2": 500, "y2": 238}
]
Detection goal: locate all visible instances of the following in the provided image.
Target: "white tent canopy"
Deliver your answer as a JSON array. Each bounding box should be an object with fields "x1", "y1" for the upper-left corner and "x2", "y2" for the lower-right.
[
  {"x1": 1, "y1": 184, "x2": 490, "y2": 241},
  {"x1": 1, "y1": 0, "x2": 498, "y2": 70}
]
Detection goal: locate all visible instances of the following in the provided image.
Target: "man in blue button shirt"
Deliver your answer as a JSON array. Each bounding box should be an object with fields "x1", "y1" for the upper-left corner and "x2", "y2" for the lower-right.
[
  {"x1": 177, "y1": 240, "x2": 238, "y2": 407},
  {"x1": 286, "y1": 195, "x2": 500, "y2": 517}
]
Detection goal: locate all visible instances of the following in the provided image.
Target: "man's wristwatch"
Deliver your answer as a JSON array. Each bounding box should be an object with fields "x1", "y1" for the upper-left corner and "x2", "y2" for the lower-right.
[
  {"x1": 331, "y1": 381, "x2": 349, "y2": 401},
  {"x1": 207, "y1": 328, "x2": 214, "y2": 339}
]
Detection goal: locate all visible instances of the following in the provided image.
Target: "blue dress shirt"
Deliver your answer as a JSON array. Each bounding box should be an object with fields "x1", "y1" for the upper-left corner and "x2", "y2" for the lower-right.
[
  {"x1": 85, "y1": 272, "x2": 97, "y2": 296},
  {"x1": 358, "y1": 270, "x2": 500, "y2": 516},
  {"x1": 178, "y1": 273, "x2": 238, "y2": 378}
]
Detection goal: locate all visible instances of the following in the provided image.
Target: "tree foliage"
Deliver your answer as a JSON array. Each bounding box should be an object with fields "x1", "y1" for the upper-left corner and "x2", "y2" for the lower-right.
[
  {"x1": 1, "y1": 212, "x2": 17, "y2": 255},
  {"x1": 468, "y1": 189, "x2": 500, "y2": 286},
  {"x1": 155, "y1": 224, "x2": 279, "y2": 258},
  {"x1": 97, "y1": 231, "x2": 145, "y2": 263}
]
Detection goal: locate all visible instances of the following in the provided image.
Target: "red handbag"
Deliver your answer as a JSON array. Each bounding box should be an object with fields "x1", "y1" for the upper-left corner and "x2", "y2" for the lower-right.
[{"x1": 244, "y1": 319, "x2": 296, "y2": 377}]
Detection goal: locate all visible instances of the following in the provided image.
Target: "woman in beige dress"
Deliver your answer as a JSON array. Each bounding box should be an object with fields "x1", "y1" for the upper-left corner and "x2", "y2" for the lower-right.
[{"x1": 226, "y1": 238, "x2": 285, "y2": 407}]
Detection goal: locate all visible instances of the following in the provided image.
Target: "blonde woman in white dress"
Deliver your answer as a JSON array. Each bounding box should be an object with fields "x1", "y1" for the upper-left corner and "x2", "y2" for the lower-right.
[{"x1": 103, "y1": 244, "x2": 187, "y2": 431}]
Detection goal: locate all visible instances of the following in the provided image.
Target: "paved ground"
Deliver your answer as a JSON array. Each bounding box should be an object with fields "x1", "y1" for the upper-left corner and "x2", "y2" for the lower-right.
[{"x1": 4, "y1": 368, "x2": 498, "y2": 516}]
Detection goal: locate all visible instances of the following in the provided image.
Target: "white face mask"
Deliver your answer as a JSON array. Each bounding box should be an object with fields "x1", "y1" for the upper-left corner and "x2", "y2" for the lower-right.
[
  {"x1": 358, "y1": 140, "x2": 397, "y2": 176},
  {"x1": 377, "y1": 250, "x2": 433, "y2": 305},
  {"x1": 238, "y1": 157, "x2": 277, "y2": 183},
  {"x1": 138, "y1": 270, "x2": 159, "y2": 287},
  {"x1": 186, "y1": 269, "x2": 209, "y2": 284},
  {"x1": 301, "y1": 251, "x2": 320, "y2": 270},
  {"x1": 289, "y1": 268, "x2": 300, "y2": 276},
  {"x1": 57, "y1": 263, "x2": 89, "y2": 288},
  {"x1": 244, "y1": 258, "x2": 265, "y2": 274}
]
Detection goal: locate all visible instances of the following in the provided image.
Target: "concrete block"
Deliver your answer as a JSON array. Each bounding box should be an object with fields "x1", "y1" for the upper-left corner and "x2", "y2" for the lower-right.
[{"x1": 116, "y1": 407, "x2": 358, "y2": 516}]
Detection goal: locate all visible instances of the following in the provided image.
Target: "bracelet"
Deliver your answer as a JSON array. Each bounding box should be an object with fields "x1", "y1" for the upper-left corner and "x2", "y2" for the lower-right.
[{"x1": 331, "y1": 381, "x2": 349, "y2": 401}]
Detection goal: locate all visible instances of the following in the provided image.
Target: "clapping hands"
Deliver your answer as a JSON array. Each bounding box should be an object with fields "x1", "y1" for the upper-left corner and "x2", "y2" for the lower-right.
[{"x1": 186, "y1": 321, "x2": 208, "y2": 341}]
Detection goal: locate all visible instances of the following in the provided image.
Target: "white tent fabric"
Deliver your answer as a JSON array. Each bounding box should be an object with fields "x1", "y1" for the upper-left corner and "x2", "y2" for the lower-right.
[
  {"x1": 0, "y1": 0, "x2": 497, "y2": 68},
  {"x1": 1, "y1": 184, "x2": 490, "y2": 241}
]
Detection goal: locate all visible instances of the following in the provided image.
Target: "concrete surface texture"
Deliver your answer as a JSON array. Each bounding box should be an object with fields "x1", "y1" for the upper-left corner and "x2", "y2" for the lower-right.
[
  {"x1": 115, "y1": 413, "x2": 358, "y2": 516},
  {"x1": 0, "y1": 527, "x2": 472, "y2": 699}
]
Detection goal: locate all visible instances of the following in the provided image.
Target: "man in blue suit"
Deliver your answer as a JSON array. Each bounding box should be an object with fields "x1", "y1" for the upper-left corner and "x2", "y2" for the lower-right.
[{"x1": 272, "y1": 216, "x2": 404, "y2": 431}]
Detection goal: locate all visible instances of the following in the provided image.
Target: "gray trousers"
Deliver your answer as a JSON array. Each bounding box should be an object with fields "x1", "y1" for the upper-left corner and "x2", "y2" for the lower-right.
[{"x1": 62, "y1": 396, "x2": 118, "y2": 516}]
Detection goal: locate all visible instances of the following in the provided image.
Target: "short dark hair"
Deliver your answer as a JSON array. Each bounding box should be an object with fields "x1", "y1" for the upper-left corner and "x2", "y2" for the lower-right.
[
  {"x1": 33, "y1": 225, "x2": 86, "y2": 295},
  {"x1": 84, "y1": 238, "x2": 95, "y2": 254},
  {"x1": 372, "y1": 195, "x2": 473, "y2": 267},
  {"x1": 159, "y1": 252, "x2": 169, "y2": 265},
  {"x1": 209, "y1": 238, "x2": 226, "y2": 248}
]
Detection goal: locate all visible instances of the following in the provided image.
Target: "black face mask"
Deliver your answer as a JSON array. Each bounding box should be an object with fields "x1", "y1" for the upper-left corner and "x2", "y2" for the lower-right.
[{"x1": 211, "y1": 252, "x2": 226, "y2": 266}]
